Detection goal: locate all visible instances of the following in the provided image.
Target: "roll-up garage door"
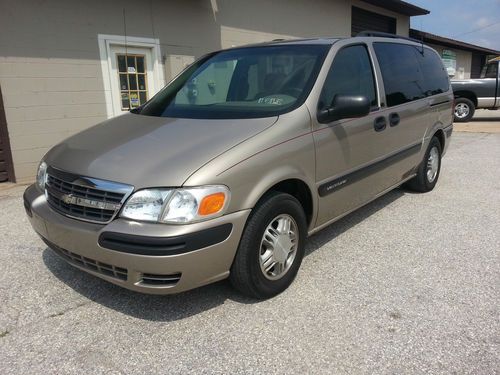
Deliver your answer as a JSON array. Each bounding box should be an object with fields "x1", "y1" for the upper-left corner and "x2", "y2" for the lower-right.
[
  {"x1": 351, "y1": 6, "x2": 397, "y2": 36},
  {"x1": 0, "y1": 86, "x2": 15, "y2": 182}
]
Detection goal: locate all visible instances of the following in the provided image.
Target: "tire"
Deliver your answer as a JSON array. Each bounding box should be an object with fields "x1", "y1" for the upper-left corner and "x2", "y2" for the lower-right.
[
  {"x1": 405, "y1": 136, "x2": 442, "y2": 193},
  {"x1": 229, "y1": 191, "x2": 307, "y2": 299},
  {"x1": 454, "y1": 97, "x2": 475, "y2": 122}
]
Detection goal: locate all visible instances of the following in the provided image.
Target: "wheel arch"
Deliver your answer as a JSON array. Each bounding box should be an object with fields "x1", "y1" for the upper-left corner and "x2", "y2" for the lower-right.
[
  {"x1": 433, "y1": 129, "x2": 446, "y2": 151},
  {"x1": 454, "y1": 91, "x2": 478, "y2": 107},
  {"x1": 250, "y1": 176, "x2": 316, "y2": 229}
]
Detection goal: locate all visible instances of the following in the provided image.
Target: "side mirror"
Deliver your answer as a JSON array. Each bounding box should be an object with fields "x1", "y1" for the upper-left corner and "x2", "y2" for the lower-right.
[{"x1": 317, "y1": 95, "x2": 370, "y2": 123}]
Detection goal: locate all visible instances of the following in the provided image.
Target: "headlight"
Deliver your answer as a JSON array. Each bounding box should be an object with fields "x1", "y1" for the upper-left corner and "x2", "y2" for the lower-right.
[
  {"x1": 36, "y1": 162, "x2": 48, "y2": 190},
  {"x1": 120, "y1": 189, "x2": 172, "y2": 222},
  {"x1": 120, "y1": 185, "x2": 230, "y2": 224}
]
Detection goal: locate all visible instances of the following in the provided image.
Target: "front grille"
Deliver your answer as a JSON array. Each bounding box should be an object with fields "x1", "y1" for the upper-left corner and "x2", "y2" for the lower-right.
[
  {"x1": 45, "y1": 173, "x2": 128, "y2": 223},
  {"x1": 45, "y1": 239, "x2": 128, "y2": 281},
  {"x1": 140, "y1": 273, "x2": 182, "y2": 286}
]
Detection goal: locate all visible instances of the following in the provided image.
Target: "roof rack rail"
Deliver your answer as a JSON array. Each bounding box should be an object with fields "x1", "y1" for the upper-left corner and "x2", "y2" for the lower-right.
[{"x1": 356, "y1": 30, "x2": 422, "y2": 44}]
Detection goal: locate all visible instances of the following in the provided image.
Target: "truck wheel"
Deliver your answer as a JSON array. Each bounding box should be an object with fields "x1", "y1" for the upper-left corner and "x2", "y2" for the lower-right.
[
  {"x1": 405, "y1": 136, "x2": 442, "y2": 193},
  {"x1": 229, "y1": 191, "x2": 307, "y2": 299},
  {"x1": 454, "y1": 97, "x2": 475, "y2": 122}
]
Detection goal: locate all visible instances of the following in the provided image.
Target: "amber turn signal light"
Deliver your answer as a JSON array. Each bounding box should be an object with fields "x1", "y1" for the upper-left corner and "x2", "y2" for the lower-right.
[{"x1": 198, "y1": 192, "x2": 226, "y2": 216}]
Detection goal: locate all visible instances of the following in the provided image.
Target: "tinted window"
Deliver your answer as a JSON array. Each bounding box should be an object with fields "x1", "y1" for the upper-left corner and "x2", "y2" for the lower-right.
[
  {"x1": 137, "y1": 45, "x2": 329, "y2": 119},
  {"x1": 318, "y1": 45, "x2": 377, "y2": 110},
  {"x1": 374, "y1": 43, "x2": 450, "y2": 107},
  {"x1": 481, "y1": 63, "x2": 498, "y2": 78},
  {"x1": 417, "y1": 49, "x2": 450, "y2": 96},
  {"x1": 374, "y1": 43, "x2": 426, "y2": 107}
]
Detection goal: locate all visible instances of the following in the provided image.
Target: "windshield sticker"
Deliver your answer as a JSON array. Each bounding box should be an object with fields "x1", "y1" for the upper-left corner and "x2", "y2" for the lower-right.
[{"x1": 257, "y1": 97, "x2": 284, "y2": 105}]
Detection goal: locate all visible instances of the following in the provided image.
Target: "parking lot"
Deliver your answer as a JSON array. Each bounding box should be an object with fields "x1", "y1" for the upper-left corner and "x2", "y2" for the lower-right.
[{"x1": 0, "y1": 130, "x2": 499, "y2": 374}]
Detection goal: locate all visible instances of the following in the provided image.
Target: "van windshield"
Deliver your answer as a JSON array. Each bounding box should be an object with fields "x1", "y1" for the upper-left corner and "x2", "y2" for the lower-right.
[{"x1": 137, "y1": 45, "x2": 329, "y2": 119}]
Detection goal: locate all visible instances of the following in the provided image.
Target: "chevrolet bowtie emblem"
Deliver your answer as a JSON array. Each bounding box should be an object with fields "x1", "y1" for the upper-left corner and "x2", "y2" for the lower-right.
[{"x1": 62, "y1": 193, "x2": 74, "y2": 204}]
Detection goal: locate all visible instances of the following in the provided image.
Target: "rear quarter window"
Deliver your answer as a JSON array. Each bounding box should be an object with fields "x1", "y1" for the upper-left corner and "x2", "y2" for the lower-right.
[{"x1": 373, "y1": 43, "x2": 449, "y2": 107}]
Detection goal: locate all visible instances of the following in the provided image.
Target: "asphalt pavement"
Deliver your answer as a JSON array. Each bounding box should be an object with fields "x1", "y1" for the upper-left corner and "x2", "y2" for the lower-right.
[{"x1": 0, "y1": 132, "x2": 499, "y2": 374}]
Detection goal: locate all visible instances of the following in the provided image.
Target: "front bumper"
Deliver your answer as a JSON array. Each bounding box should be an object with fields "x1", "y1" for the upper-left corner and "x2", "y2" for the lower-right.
[{"x1": 24, "y1": 184, "x2": 250, "y2": 294}]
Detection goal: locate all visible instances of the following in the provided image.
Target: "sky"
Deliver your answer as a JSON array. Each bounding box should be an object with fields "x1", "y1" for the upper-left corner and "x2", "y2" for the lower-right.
[{"x1": 409, "y1": 0, "x2": 500, "y2": 51}]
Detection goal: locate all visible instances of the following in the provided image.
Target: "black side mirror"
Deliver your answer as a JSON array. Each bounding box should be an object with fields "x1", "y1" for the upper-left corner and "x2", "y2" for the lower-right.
[{"x1": 317, "y1": 95, "x2": 370, "y2": 123}]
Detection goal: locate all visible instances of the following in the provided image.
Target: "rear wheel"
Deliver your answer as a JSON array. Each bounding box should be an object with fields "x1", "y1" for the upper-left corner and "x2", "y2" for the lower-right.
[
  {"x1": 405, "y1": 136, "x2": 442, "y2": 193},
  {"x1": 229, "y1": 192, "x2": 307, "y2": 299},
  {"x1": 454, "y1": 97, "x2": 475, "y2": 122}
]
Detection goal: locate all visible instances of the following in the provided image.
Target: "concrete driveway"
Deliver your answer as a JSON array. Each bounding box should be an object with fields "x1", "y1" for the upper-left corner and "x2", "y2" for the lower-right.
[
  {"x1": 454, "y1": 109, "x2": 500, "y2": 133},
  {"x1": 0, "y1": 132, "x2": 499, "y2": 374}
]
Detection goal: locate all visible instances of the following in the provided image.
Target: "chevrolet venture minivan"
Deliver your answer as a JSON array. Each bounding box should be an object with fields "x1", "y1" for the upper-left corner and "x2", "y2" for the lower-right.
[{"x1": 24, "y1": 33, "x2": 453, "y2": 299}]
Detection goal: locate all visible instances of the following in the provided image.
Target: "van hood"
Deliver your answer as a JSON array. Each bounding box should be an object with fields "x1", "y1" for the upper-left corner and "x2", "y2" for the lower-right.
[{"x1": 44, "y1": 113, "x2": 277, "y2": 188}]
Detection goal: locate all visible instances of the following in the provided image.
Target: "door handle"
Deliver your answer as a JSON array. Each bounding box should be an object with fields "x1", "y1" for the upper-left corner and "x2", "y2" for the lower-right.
[
  {"x1": 374, "y1": 116, "x2": 386, "y2": 132},
  {"x1": 389, "y1": 113, "x2": 400, "y2": 127}
]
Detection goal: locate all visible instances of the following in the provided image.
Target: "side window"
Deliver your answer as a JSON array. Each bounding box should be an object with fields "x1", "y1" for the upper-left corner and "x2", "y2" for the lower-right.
[
  {"x1": 373, "y1": 43, "x2": 426, "y2": 107},
  {"x1": 418, "y1": 49, "x2": 450, "y2": 95},
  {"x1": 318, "y1": 45, "x2": 377, "y2": 110},
  {"x1": 482, "y1": 63, "x2": 498, "y2": 79}
]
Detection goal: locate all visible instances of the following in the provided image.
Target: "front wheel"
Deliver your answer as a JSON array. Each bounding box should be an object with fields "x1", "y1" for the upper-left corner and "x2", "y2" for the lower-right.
[
  {"x1": 454, "y1": 97, "x2": 475, "y2": 122},
  {"x1": 229, "y1": 192, "x2": 307, "y2": 299}
]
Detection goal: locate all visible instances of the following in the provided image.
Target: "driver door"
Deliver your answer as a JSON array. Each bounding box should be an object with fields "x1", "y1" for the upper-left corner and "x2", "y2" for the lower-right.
[{"x1": 313, "y1": 43, "x2": 399, "y2": 226}]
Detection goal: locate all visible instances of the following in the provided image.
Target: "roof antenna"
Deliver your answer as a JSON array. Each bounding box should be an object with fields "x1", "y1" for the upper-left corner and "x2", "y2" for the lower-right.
[{"x1": 419, "y1": 19, "x2": 425, "y2": 55}]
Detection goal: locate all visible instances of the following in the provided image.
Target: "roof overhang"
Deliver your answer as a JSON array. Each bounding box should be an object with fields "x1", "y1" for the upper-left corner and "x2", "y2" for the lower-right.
[
  {"x1": 360, "y1": 0, "x2": 429, "y2": 16},
  {"x1": 410, "y1": 29, "x2": 500, "y2": 55}
]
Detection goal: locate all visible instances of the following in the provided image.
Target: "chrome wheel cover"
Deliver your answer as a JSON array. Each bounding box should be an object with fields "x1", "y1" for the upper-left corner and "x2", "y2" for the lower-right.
[
  {"x1": 426, "y1": 146, "x2": 439, "y2": 183},
  {"x1": 259, "y1": 214, "x2": 299, "y2": 281},
  {"x1": 455, "y1": 103, "x2": 470, "y2": 119}
]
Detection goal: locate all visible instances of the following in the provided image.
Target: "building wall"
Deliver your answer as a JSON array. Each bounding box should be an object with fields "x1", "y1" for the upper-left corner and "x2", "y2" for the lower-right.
[
  {"x1": 427, "y1": 43, "x2": 473, "y2": 80},
  {"x1": 0, "y1": 0, "x2": 411, "y2": 182}
]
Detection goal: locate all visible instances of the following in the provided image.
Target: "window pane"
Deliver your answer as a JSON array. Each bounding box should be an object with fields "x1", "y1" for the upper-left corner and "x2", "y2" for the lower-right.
[
  {"x1": 484, "y1": 63, "x2": 498, "y2": 78},
  {"x1": 128, "y1": 74, "x2": 137, "y2": 90},
  {"x1": 127, "y1": 56, "x2": 136, "y2": 73},
  {"x1": 121, "y1": 92, "x2": 129, "y2": 109},
  {"x1": 137, "y1": 57, "x2": 145, "y2": 73},
  {"x1": 139, "y1": 91, "x2": 147, "y2": 104},
  {"x1": 119, "y1": 74, "x2": 128, "y2": 90},
  {"x1": 418, "y1": 50, "x2": 449, "y2": 95},
  {"x1": 138, "y1": 74, "x2": 146, "y2": 90},
  {"x1": 118, "y1": 55, "x2": 126, "y2": 72},
  {"x1": 374, "y1": 43, "x2": 426, "y2": 107},
  {"x1": 319, "y1": 45, "x2": 377, "y2": 110}
]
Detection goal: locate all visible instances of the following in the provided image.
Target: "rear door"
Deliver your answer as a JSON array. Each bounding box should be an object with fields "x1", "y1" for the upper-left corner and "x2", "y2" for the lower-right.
[{"x1": 371, "y1": 42, "x2": 440, "y2": 177}]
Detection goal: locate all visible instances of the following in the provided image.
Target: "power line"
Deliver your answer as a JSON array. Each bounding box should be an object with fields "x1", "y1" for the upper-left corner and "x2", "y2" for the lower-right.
[{"x1": 453, "y1": 21, "x2": 500, "y2": 38}]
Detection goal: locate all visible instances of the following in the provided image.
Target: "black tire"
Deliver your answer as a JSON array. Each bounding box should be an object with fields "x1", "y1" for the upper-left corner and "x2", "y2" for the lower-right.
[
  {"x1": 229, "y1": 191, "x2": 307, "y2": 299},
  {"x1": 454, "y1": 97, "x2": 475, "y2": 122},
  {"x1": 405, "y1": 136, "x2": 442, "y2": 193}
]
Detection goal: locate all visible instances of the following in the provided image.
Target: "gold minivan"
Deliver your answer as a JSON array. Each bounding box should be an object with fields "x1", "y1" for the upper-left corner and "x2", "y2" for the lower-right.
[{"x1": 24, "y1": 34, "x2": 453, "y2": 298}]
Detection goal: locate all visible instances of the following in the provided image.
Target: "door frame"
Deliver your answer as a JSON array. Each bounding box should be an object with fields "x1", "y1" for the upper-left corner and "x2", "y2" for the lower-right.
[
  {"x1": 98, "y1": 34, "x2": 165, "y2": 118},
  {"x1": 0, "y1": 85, "x2": 16, "y2": 183}
]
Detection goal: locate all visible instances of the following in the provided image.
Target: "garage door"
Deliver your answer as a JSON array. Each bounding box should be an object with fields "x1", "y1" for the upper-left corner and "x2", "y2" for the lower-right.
[
  {"x1": 351, "y1": 6, "x2": 397, "y2": 36},
  {"x1": 0, "y1": 86, "x2": 14, "y2": 182}
]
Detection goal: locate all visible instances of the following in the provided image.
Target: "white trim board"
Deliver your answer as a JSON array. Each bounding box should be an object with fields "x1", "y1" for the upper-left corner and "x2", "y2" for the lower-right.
[{"x1": 97, "y1": 34, "x2": 165, "y2": 118}]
